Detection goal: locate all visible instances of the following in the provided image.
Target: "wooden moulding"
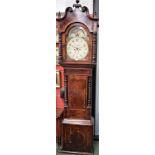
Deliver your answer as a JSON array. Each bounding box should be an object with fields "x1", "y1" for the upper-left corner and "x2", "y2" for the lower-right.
[
  {"x1": 64, "y1": 108, "x2": 91, "y2": 119},
  {"x1": 62, "y1": 118, "x2": 94, "y2": 126}
]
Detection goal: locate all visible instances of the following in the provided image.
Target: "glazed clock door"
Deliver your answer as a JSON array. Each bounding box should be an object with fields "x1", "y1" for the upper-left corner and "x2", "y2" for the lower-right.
[
  {"x1": 62, "y1": 25, "x2": 93, "y2": 64},
  {"x1": 66, "y1": 26, "x2": 89, "y2": 61}
]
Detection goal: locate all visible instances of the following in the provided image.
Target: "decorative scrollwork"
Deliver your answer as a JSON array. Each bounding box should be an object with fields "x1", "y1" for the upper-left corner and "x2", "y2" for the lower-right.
[
  {"x1": 66, "y1": 7, "x2": 73, "y2": 13},
  {"x1": 81, "y1": 6, "x2": 88, "y2": 12},
  {"x1": 72, "y1": 0, "x2": 89, "y2": 13}
]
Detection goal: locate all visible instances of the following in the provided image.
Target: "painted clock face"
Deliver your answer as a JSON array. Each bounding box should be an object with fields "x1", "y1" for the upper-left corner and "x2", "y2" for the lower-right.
[
  {"x1": 67, "y1": 37, "x2": 88, "y2": 61},
  {"x1": 66, "y1": 27, "x2": 89, "y2": 61}
]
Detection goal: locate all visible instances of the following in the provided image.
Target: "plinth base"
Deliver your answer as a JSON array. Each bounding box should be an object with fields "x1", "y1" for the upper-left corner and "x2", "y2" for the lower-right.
[
  {"x1": 59, "y1": 118, "x2": 94, "y2": 154},
  {"x1": 57, "y1": 145, "x2": 93, "y2": 155}
]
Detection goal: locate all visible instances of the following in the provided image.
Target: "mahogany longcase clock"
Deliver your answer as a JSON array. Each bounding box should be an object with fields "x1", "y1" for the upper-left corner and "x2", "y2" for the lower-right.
[{"x1": 56, "y1": 0, "x2": 98, "y2": 154}]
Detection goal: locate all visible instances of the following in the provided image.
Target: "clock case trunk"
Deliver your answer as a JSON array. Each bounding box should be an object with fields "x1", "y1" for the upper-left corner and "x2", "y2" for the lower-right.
[{"x1": 58, "y1": 66, "x2": 95, "y2": 155}]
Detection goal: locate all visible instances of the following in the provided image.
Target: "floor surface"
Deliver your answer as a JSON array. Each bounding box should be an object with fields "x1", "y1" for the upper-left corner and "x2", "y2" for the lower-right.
[{"x1": 56, "y1": 141, "x2": 99, "y2": 155}]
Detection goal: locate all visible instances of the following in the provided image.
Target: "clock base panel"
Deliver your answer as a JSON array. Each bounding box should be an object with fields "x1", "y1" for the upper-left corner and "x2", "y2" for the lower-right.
[{"x1": 59, "y1": 118, "x2": 94, "y2": 154}]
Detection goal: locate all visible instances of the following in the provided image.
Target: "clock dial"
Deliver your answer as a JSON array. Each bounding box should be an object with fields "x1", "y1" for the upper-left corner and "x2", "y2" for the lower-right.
[
  {"x1": 67, "y1": 37, "x2": 88, "y2": 61},
  {"x1": 67, "y1": 26, "x2": 89, "y2": 61}
]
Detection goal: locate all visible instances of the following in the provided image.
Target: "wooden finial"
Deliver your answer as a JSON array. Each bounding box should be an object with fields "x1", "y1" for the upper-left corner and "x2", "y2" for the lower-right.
[
  {"x1": 58, "y1": 11, "x2": 61, "y2": 18},
  {"x1": 73, "y1": 0, "x2": 81, "y2": 8},
  {"x1": 76, "y1": 0, "x2": 80, "y2": 4}
]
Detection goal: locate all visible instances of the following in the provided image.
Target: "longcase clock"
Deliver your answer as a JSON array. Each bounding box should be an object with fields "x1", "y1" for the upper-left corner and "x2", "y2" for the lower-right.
[{"x1": 56, "y1": 0, "x2": 98, "y2": 154}]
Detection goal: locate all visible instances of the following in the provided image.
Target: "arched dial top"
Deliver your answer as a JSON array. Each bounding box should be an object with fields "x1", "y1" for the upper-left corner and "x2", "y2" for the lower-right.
[{"x1": 66, "y1": 26, "x2": 89, "y2": 61}]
